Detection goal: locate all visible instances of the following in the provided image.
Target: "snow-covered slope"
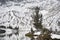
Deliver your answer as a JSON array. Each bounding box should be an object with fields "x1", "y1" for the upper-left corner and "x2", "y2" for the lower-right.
[{"x1": 0, "y1": 0, "x2": 60, "y2": 40}]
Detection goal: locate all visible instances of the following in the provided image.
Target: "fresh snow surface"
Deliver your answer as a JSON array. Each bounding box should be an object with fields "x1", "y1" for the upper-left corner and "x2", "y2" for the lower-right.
[
  {"x1": 51, "y1": 33, "x2": 60, "y2": 39},
  {"x1": 0, "y1": 0, "x2": 60, "y2": 40}
]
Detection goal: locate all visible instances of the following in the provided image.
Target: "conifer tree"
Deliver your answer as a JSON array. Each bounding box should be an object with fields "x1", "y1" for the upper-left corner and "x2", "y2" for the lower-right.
[
  {"x1": 25, "y1": 7, "x2": 52, "y2": 40},
  {"x1": 32, "y1": 7, "x2": 52, "y2": 40},
  {"x1": 33, "y1": 7, "x2": 43, "y2": 30}
]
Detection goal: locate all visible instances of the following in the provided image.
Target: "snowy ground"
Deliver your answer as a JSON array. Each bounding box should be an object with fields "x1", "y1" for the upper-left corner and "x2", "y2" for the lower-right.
[{"x1": 0, "y1": 0, "x2": 60, "y2": 40}]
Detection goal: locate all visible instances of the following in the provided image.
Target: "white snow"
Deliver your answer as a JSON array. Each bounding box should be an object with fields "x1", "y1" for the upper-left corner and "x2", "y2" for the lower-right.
[
  {"x1": 6, "y1": 29, "x2": 12, "y2": 34},
  {"x1": 0, "y1": 0, "x2": 60, "y2": 40},
  {"x1": 34, "y1": 32, "x2": 41, "y2": 35},
  {"x1": 51, "y1": 33, "x2": 60, "y2": 39}
]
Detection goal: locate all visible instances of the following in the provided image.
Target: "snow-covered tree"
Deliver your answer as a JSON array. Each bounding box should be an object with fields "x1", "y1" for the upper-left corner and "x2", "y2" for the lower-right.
[{"x1": 32, "y1": 7, "x2": 43, "y2": 30}]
